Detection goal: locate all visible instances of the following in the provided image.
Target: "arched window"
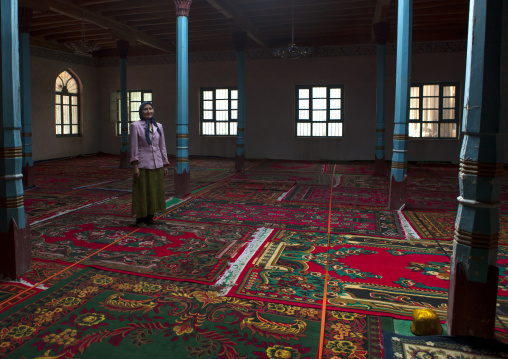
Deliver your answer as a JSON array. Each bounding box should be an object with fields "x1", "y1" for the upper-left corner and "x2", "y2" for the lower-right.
[{"x1": 55, "y1": 70, "x2": 80, "y2": 136}]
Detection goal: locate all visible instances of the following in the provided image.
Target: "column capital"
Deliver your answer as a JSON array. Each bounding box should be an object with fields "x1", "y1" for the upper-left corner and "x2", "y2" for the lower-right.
[
  {"x1": 233, "y1": 31, "x2": 247, "y2": 52},
  {"x1": 373, "y1": 21, "x2": 390, "y2": 44},
  {"x1": 174, "y1": 0, "x2": 192, "y2": 17},
  {"x1": 117, "y1": 39, "x2": 129, "y2": 59},
  {"x1": 18, "y1": 7, "x2": 33, "y2": 34}
]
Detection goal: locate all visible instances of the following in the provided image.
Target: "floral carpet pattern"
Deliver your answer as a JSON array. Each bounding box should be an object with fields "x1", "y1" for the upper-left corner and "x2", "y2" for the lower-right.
[
  {"x1": 225, "y1": 231, "x2": 508, "y2": 325},
  {"x1": 31, "y1": 214, "x2": 260, "y2": 284},
  {"x1": 0, "y1": 155, "x2": 505, "y2": 357},
  {"x1": 163, "y1": 198, "x2": 404, "y2": 237},
  {"x1": 0, "y1": 268, "x2": 386, "y2": 358}
]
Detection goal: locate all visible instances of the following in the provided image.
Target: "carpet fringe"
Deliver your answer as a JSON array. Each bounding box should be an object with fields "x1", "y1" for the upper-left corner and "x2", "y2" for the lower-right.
[
  {"x1": 334, "y1": 174, "x2": 342, "y2": 187},
  {"x1": 214, "y1": 227, "x2": 274, "y2": 296},
  {"x1": 3, "y1": 278, "x2": 48, "y2": 290},
  {"x1": 277, "y1": 185, "x2": 295, "y2": 201},
  {"x1": 397, "y1": 210, "x2": 421, "y2": 240}
]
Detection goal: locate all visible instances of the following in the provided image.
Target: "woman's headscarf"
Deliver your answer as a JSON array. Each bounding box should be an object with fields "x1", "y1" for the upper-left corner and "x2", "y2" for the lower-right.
[{"x1": 139, "y1": 101, "x2": 161, "y2": 145}]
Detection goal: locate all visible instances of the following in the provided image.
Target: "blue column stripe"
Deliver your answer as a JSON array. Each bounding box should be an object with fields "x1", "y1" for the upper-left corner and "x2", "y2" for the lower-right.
[
  {"x1": 176, "y1": 16, "x2": 189, "y2": 174},
  {"x1": 390, "y1": 0, "x2": 412, "y2": 183},
  {"x1": 0, "y1": 0, "x2": 25, "y2": 230}
]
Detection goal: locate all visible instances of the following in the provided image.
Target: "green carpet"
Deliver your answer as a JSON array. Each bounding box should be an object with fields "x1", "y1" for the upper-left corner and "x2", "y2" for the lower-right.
[{"x1": 0, "y1": 267, "x2": 384, "y2": 358}]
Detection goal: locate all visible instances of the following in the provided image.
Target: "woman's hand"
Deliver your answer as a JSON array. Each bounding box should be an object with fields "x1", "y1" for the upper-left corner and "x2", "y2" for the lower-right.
[
  {"x1": 133, "y1": 165, "x2": 140, "y2": 179},
  {"x1": 163, "y1": 167, "x2": 169, "y2": 177}
]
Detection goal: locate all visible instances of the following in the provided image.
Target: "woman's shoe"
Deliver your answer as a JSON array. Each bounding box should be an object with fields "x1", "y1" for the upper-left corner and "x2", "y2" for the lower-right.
[
  {"x1": 146, "y1": 219, "x2": 158, "y2": 225},
  {"x1": 136, "y1": 222, "x2": 147, "y2": 228}
]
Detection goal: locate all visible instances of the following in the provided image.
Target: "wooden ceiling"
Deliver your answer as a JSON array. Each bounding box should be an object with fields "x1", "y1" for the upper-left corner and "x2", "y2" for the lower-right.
[{"x1": 20, "y1": 0, "x2": 470, "y2": 58}]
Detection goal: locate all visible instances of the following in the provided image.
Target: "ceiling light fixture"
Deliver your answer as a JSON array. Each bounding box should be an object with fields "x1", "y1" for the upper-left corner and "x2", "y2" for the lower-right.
[
  {"x1": 65, "y1": 16, "x2": 101, "y2": 56},
  {"x1": 272, "y1": 0, "x2": 311, "y2": 59}
]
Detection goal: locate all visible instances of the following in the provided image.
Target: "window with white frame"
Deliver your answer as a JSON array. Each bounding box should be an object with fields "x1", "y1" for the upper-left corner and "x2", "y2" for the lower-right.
[
  {"x1": 200, "y1": 87, "x2": 238, "y2": 136},
  {"x1": 55, "y1": 70, "x2": 80, "y2": 136},
  {"x1": 115, "y1": 90, "x2": 152, "y2": 135},
  {"x1": 409, "y1": 83, "x2": 459, "y2": 138},
  {"x1": 296, "y1": 85, "x2": 343, "y2": 137}
]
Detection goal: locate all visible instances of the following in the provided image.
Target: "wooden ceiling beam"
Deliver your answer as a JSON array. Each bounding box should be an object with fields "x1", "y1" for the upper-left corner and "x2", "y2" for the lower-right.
[
  {"x1": 204, "y1": 0, "x2": 269, "y2": 48},
  {"x1": 20, "y1": 0, "x2": 172, "y2": 53}
]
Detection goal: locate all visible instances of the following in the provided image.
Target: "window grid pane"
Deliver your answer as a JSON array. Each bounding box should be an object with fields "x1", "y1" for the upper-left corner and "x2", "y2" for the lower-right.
[
  {"x1": 296, "y1": 85, "x2": 343, "y2": 137},
  {"x1": 409, "y1": 84, "x2": 459, "y2": 139},
  {"x1": 55, "y1": 70, "x2": 80, "y2": 136},
  {"x1": 115, "y1": 90, "x2": 153, "y2": 136},
  {"x1": 200, "y1": 87, "x2": 238, "y2": 136}
]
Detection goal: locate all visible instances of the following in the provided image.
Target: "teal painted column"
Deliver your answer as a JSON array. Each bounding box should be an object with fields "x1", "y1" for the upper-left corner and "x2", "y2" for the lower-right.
[
  {"x1": 117, "y1": 40, "x2": 130, "y2": 169},
  {"x1": 18, "y1": 7, "x2": 34, "y2": 189},
  {"x1": 388, "y1": 0, "x2": 412, "y2": 210},
  {"x1": 0, "y1": 0, "x2": 30, "y2": 279},
  {"x1": 173, "y1": 0, "x2": 191, "y2": 198},
  {"x1": 233, "y1": 31, "x2": 246, "y2": 172},
  {"x1": 373, "y1": 21, "x2": 389, "y2": 176},
  {"x1": 447, "y1": 0, "x2": 503, "y2": 339}
]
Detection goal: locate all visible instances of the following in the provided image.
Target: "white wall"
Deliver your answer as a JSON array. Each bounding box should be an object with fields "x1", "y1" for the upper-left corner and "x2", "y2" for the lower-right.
[{"x1": 30, "y1": 44, "x2": 475, "y2": 163}]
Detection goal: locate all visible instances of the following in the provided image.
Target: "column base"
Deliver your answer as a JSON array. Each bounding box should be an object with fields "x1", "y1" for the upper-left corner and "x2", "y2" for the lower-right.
[
  {"x1": 374, "y1": 156, "x2": 385, "y2": 176},
  {"x1": 388, "y1": 174, "x2": 407, "y2": 210},
  {"x1": 119, "y1": 150, "x2": 130, "y2": 169},
  {"x1": 0, "y1": 219, "x2": 31, "y2": 280},
  {"x1": 447, "y1": 262, "x2": 498, "y2": 339},
  {"x1": 22, "y1": 162, "x2": 35, "y2": 189},
  {"x1": 174, "y1": 168, "x2": 190, "y2": 198},
  {"x1": 235, "y1": 152, "x2": 245, "y2": 172}
]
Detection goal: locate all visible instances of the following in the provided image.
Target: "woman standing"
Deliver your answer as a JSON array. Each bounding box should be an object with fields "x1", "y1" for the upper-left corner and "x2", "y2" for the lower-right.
[{"x1": 129, "y1": 101, "x2": 170, "y2": 227}]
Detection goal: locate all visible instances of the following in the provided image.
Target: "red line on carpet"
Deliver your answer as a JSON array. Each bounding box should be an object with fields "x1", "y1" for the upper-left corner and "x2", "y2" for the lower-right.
[
  {"x1": 0, "y1": 158, "x2": 268, "y2": 311},
  {"x1": 318, "y1": 163, "x2": 336, "y2": 359}
]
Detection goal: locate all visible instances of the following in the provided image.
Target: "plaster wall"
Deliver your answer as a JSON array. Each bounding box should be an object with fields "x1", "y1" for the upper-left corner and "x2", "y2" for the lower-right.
[
  {"x1": 95, "y1": 49, "x2": 468, "y2": 163},
  {"x1": 30, "y1": 55, "x2": 100, "y2": 161},
  {"x1": 31, "y1": 46, "x2": 473, "y2": 163}
]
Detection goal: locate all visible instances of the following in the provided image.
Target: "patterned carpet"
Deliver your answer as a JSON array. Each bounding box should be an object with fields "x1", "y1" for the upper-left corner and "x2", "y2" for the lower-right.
[
  {"x1": 0, "y1": 268, "x2": 387, "y2": 358},
  {"x1": 0, "y1": 154, "x2": 505, "y2": 357}
]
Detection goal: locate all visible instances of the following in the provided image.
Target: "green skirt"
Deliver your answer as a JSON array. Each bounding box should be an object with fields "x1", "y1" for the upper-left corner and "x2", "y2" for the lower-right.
[{"x1": 132, "y1": 168, "x2": 166, "y2": 218}]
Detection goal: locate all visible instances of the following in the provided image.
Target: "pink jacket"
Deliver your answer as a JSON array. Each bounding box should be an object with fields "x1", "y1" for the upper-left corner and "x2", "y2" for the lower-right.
[{"x1": 129, "y1": 120, "x2": 170, "y2": 169}]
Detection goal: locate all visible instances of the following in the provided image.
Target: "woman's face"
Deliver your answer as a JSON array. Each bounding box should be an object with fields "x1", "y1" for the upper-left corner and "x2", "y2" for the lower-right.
[{"x1": 141, "y1": 104, "x2": 154, "y2": 120}]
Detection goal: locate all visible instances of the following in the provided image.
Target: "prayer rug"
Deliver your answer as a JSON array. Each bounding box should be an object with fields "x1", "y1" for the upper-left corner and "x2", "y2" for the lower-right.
[
  {"x1": 188, "y1": 156, "x2": 260, "y2": 170},
  {"x1": 401, "y1": 211, "x2": 508, "y2": 244},
  {"x1": 35, "y1": 164, "x2": 130, "y2": 181},
  {"x1": 382, "y1": 332, "x2": 508, "y2": 359},
  {"x1": 251, "y1": 160, "x2": 325, "y2": 173},
  {"x1": 189, "y1": 156, "x2": 236, "y2": 169},
  {"x1": 337, "y1": 175, "x2": 390, "y2": 189},
  {"x1": 163, "y1": 198, "x2": 404, "y2": 237},
  {"x1": 284, "y1": 184, "x2": 388, "y2": 208},
  {"x1": 0, "y1": 267, "x2": 384, "y2": 359},
  {"x1": 190, "y1": 168, "x2": 236, "y2": 184},
  {"x1": 72, "y1": 195, "x2": 133, "y2": 217},
  {"x1": 224, "y1": 230, "x2": 508, "y2": 329},
  {"x1": 198, "y1": 181, "x2": 294, "y2": 202},
  {"x1": 407, "y1": 177, "x2": 458, "y2": 191},
  {"x1": 406, "y1": 190, "x2": 459, "y2": 211},
  {"x1": 93, "y1": 177, "x2": 175, "y2": 196},
  {"x1": 0, "y1": 260, "x2": 84, "y2": 314},
  {"x1": 400, "y1": 210, "x2": 456, "y2": 240},
  {"x1": 32, "y1": 175, "x2": 102, "y2": 191},
  {"x1": 0, "y1": 282, "x2": 42, "y2": 314},
  {"x1": 224, "y1": 231, "x2": 458, "y2": 319},
  {"x1": 19, "y1": 258, "x2": 85, "y2": 288},
  {"x1": 235, "y1": 172, "x2": 337, "y2": 186},
  {"x1": 415, "y1": 163, "x2": 459, "y2": 178},
  {"x1": 25, "y1": 190, "x2": 127, "y2": 223},
  {"x1": 326, "y1": 164, "x2": 376, "y2": 175},
  {"x1": 31, "y1": 214, "x2": 265, "y2": 285}
]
